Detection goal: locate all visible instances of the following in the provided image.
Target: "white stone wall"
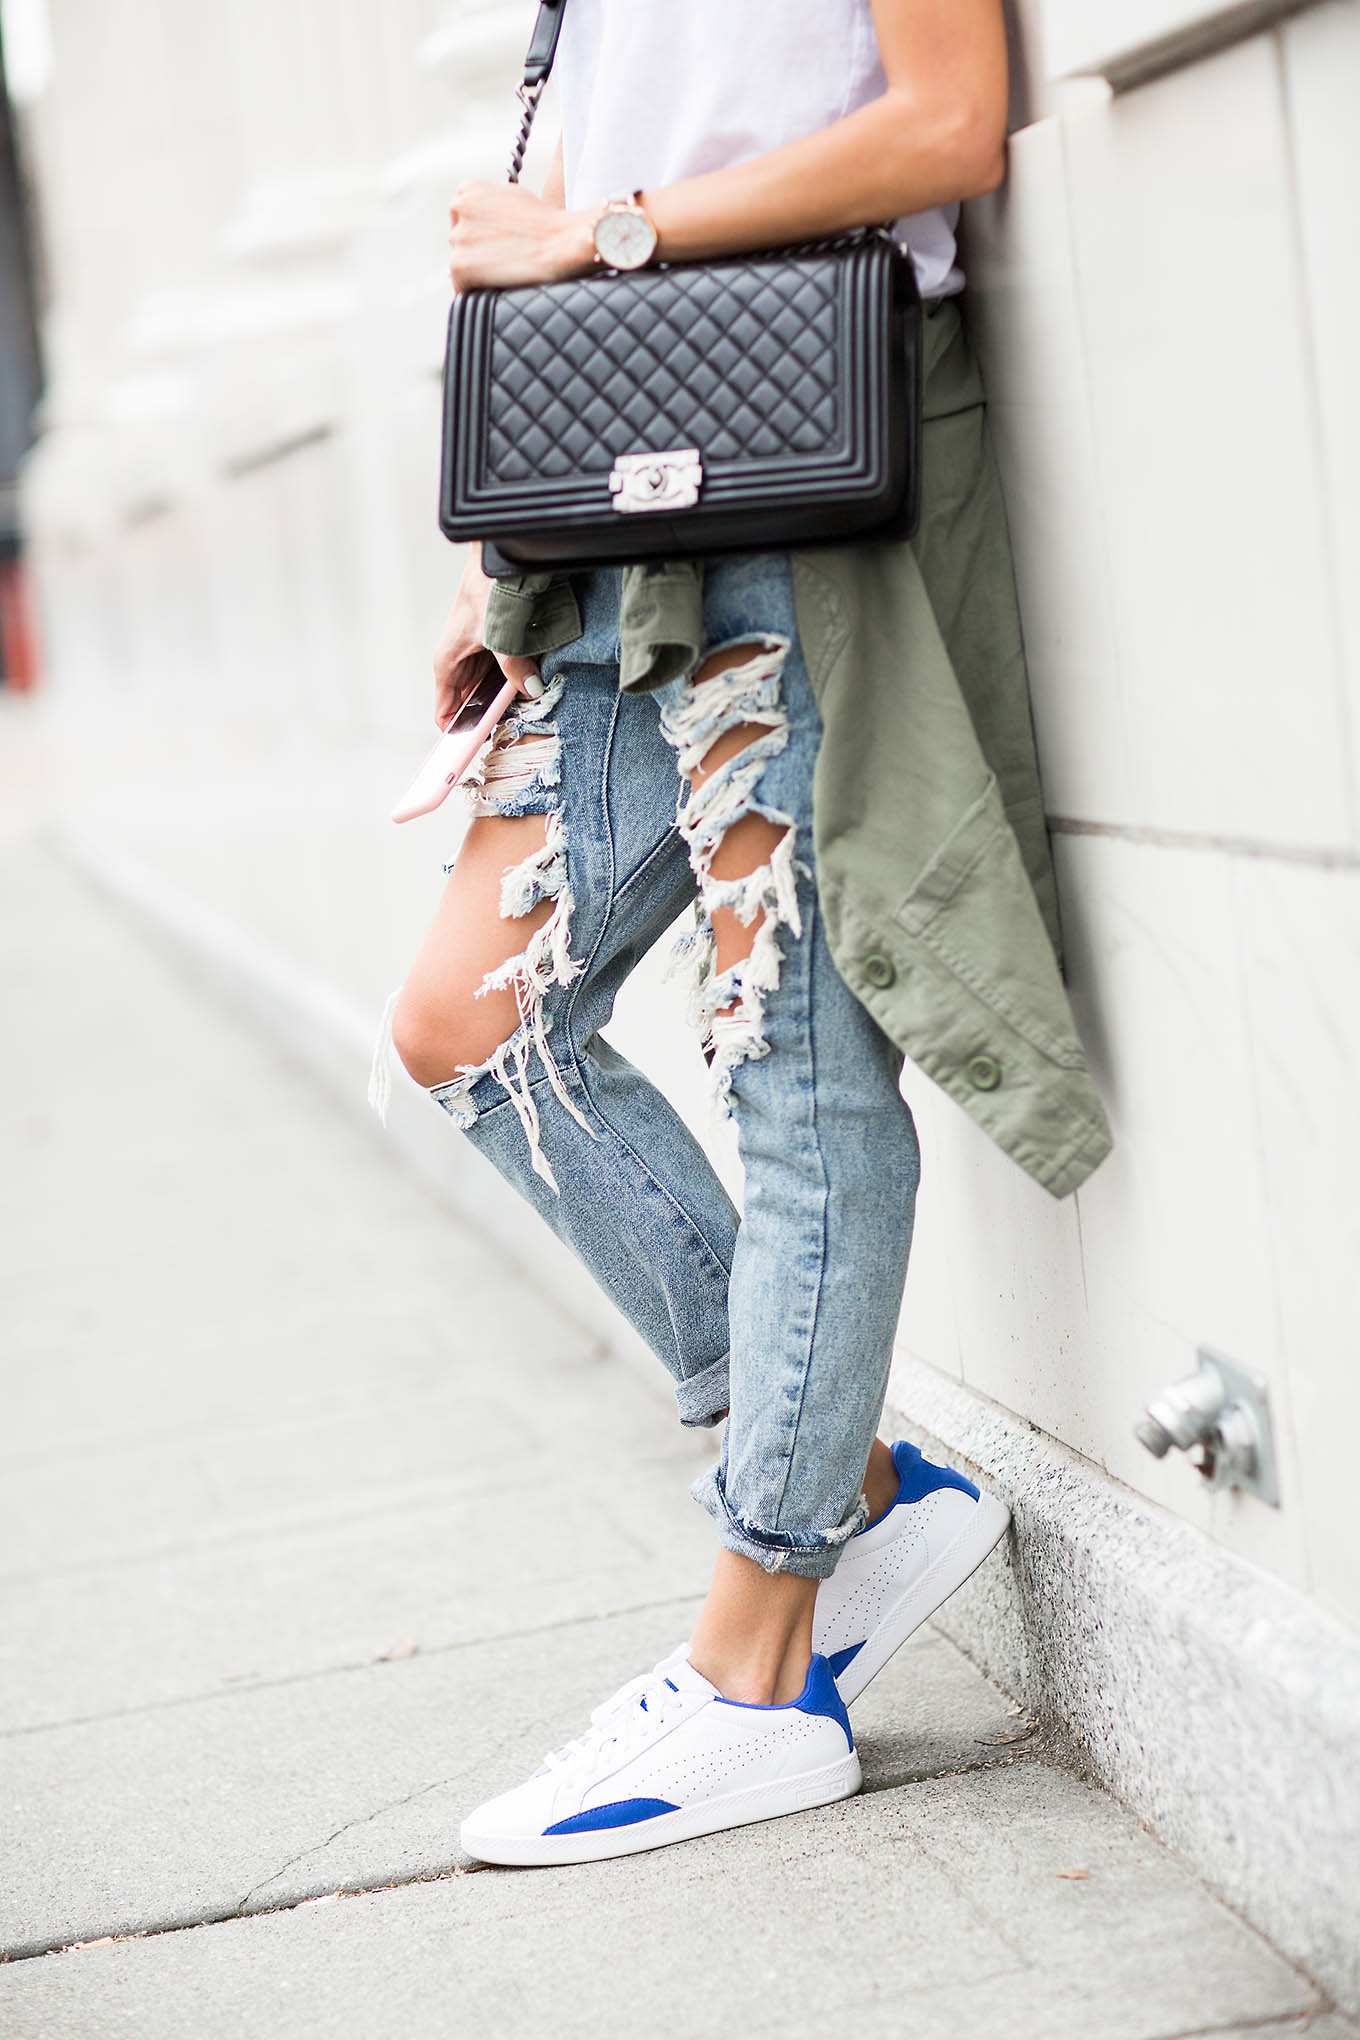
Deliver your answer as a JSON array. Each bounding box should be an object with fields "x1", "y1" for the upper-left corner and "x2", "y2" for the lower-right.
[
  {"x1": 18, "y1": 1, "x2": 1359, "y2": 1632},
  {"x1": 918, "y1": 3, "x2": 1360, "y2": 1636}
]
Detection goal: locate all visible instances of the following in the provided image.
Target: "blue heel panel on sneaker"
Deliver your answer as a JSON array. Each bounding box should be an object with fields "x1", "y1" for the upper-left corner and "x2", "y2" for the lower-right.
[
  {"x1": 544, "y1": 1797, "x2": 680, "y2": 1836},
  {"x1": 712, "y1": 1654, "x2": 855, "y2": 1748},
  {"x1": 793, "y1": 1652, "x2": 855, "y2": 1749},
  {"x1": 891, "y1": 1438, "x2": 979, "y2": 1504}
]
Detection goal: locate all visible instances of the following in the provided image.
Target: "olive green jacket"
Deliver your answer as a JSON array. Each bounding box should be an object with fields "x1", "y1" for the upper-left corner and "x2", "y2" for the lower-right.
[{"x1": 483, "y1": 298, "x2": 1112, "y2": 1198}]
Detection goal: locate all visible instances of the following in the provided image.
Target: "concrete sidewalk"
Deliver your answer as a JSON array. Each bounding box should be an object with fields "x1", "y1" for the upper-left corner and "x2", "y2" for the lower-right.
[{"x1": 0, "y1": 835, "x2": 1352, "y2": 2040}]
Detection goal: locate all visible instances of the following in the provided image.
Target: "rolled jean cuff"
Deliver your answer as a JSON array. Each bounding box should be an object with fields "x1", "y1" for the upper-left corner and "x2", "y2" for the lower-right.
[
  {"x1": 690, "y1": 1465, "x2": 868, "y2": 1581},
  {"x1": 675, "y1": 1354, "x2": 732, "y2": 1429}
]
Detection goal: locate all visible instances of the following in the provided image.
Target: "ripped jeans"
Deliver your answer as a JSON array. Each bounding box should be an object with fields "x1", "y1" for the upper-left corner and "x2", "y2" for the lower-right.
[{"x1": 430, "y1": 553, "x2": 919, "y2": 1579}]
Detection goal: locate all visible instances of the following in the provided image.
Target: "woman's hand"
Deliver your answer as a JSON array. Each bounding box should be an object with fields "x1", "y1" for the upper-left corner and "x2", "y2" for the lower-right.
[
  {"x1": 448, "y1": 183, "x2": 593, "y2": 292},
  {"x1": 434, "y1": 552, "x2": 542, "y2": 730}
]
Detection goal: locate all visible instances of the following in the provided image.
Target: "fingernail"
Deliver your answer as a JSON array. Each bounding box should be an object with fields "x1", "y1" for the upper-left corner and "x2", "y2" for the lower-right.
[{"x1": 522, "y1": 670, "x2": 545, "y2": 698}]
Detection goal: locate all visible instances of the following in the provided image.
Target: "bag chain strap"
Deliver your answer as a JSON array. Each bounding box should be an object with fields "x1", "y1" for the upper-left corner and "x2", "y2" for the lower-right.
[
  {"x1": 507, "y1": 0, "x2": 568, "y2": 185},
  {"x1": 507, "y1": 81, "x2": 545, "y2": 185}
]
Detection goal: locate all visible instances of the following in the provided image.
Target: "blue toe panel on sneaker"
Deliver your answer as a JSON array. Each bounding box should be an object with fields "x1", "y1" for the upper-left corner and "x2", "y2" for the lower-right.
[
  {"x1": 544, "y1": 1797, "x2": 680, "y2": 1836},
  {"x1": 891, "y1": 1438, "x2": 979, "y2": 1504}
]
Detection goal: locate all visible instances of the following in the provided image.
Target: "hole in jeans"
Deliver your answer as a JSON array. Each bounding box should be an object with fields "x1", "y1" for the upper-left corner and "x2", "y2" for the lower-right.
[
  {"x1": 373, "y1": 675, "x2": 592, "y2": 1189},
  {"x1": 659, "y1": 636, "x2": 804, "y2": 1104}
]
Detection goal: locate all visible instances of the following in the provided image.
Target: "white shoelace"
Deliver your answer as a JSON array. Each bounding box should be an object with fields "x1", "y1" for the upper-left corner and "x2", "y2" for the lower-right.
[
  {"x1": 540, "y1": 1651, "x2": 693, "y2": 1784},
  {"x1": 587, "y1": 1643, "x2": 689, "y2": 1726}
]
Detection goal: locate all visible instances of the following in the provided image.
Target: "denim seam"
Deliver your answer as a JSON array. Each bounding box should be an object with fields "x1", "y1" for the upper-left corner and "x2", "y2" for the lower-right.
[
  {"x1": 610, "y1": 820, "x2": 690, "y2": 910},
  {"x1": 549, "y1": 692, "x2": 737, "y2": 1289},
  {"x1": 572, "y1": 1080, "x2": 736, "y2": 1294},
  {"x1": 558, "y1": 684, "x2": 622, "y2": 1096},
  {"x1": 455, "y1": 1033, "x2": 736, "y2": 1294},
  {"x1": 765, "y1": 876, "x2": 832, "y2": 1535}
]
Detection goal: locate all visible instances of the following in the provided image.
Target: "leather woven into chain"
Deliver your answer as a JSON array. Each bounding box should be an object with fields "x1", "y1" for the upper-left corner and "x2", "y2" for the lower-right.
[{"x1": 507, "y1": 79, "x2": 544, "y2": 185}]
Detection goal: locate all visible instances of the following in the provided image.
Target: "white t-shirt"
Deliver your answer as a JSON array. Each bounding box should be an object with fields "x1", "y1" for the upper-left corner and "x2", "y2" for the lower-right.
[{"x1": 555, "y1": 0, "x2": 963, "y2": 300}]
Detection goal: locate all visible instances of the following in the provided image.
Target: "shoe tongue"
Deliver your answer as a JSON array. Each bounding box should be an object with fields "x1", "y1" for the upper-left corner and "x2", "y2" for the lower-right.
[{"x1": 666, "y1": 1658, "x2": 716, "y2": 1702}]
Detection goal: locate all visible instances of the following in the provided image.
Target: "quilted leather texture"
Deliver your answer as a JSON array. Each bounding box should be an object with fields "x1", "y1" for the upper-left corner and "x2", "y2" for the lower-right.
[
  {"x1": 484, "y1": 256, "x2": 843, "y2": 482},
  {"x1": 440, "y1": 234, "x2": 922, "y2": 567}
]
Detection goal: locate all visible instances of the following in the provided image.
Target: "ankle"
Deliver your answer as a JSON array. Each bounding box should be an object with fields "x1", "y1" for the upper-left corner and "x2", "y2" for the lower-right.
[
  {"x1": 863, "y1": 1435, "x2": 899, "y2": 1523},
  {"x1": 690, "y1": 1633, "x2": 812, "y2": 1708},
  {"x1": 688, "y1": 1549, "x2": 817, "y2": 1707}
]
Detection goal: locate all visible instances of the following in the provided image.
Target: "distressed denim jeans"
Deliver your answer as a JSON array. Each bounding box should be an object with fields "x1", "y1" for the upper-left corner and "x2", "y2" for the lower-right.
[{"x1": 427, "y1": 553, "x2": 920, "y2": 1578}]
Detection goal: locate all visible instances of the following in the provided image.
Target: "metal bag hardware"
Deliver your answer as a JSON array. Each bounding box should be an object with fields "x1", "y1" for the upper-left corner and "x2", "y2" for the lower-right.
[{"x1": 610, "y1": 450, "x2": 703, "y2": 513}]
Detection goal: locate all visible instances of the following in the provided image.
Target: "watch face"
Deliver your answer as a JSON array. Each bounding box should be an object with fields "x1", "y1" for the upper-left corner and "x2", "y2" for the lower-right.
[{"x1": 595, "y1": 207, "x2": 657, "y2": 271}]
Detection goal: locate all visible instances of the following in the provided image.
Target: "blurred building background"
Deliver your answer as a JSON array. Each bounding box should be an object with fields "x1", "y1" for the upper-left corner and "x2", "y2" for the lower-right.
[
  {"x1": 5, "y1": 0, "x2": 1358, "y2": 2011},
  {"x1": 0, "y1": 2, "x2": 42, "y2": 689}
]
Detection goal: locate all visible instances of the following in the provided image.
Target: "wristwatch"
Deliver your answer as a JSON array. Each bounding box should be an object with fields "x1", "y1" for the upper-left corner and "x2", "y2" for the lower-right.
[{"x1": 591, "y1": 191, "x2": 659, "y2": 272}]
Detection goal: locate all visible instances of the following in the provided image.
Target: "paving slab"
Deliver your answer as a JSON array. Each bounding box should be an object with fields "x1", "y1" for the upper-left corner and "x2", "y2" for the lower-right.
[
  {"x1": 0, "y1": 843, "x2": 716, "y2": 1723},
  {"x1": 0, "y1": 1459, "x2": 716, "y2": 1733},
  {"x1": 0, "y1": 1610, "x2": 1017, "y2": 1952},
  {"x1": 0, "y1": 1763, "x2": 1335, "y2": 2040},
  {"x1": 0, "y1": 1384, "x2": 690, "y2": 1579},
  {"x1": 0, "y1": 855, "x2": 676, "y2": 1484}
]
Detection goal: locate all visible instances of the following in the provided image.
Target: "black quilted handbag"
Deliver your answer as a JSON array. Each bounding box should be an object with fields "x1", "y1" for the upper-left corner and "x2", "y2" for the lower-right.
[{"x1": 439, "y1": 0, "x2": 923, "y2": 579}]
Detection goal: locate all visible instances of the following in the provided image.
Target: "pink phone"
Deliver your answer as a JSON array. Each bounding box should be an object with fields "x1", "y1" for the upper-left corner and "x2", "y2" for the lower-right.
[{"x1": 391, "y1": 672, "x2": 520, "y2": 824}]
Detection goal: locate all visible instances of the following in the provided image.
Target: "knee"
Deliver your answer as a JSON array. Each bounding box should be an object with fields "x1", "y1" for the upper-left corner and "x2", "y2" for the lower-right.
[{"x1": 391, "y1": 989, "x2": 481, "y2": 1091}]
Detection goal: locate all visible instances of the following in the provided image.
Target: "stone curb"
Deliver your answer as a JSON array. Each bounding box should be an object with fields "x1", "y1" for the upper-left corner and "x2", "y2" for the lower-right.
[{"x1": 884, "y1": 1359, "x2": 1360, "y2": 2016}]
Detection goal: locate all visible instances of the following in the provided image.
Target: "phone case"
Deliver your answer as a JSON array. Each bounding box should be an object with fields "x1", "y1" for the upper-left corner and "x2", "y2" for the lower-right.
[{"x1": 391, "y1": 676, "x2": 521, "y2": 824}]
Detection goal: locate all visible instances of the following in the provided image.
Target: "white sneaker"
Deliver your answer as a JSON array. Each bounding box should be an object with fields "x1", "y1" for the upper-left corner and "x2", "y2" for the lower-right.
[
  {"x1": 814, "y1": 1440, "x2": 1011, "y2": 1705},
  {"x1": 460, "y1": 1651, "x2": 861, "y2": 1866}
]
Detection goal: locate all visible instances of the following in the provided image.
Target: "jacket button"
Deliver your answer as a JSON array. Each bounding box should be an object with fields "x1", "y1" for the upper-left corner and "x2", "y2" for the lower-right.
[
  {"x1": 967, "y1": 1054, "x2": 1002, "y2": 1092},
  {"x1": 863, "y1": 952, "x2": 896, "y2": 989}
]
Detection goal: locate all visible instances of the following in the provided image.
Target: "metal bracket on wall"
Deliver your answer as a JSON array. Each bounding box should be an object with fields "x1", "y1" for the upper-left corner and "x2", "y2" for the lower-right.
[{"x1": 1134, "y1": 1347, "x2": 1280, "y2": 1505}]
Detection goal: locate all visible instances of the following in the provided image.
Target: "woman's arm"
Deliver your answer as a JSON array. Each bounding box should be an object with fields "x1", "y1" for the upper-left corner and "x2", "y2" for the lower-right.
[
  {"x1": 448, "y1": 0, "x2": 1007, "y2": 290},
  {"x1": 540, "y1": 137, "x2": 565, "y2": 212}
]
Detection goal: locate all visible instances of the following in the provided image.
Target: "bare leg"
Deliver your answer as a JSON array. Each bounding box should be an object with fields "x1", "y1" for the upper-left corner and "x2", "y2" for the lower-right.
[
  {"x1": 393, "y1": 806, "x2": 555, "y2": 1087},
  {"x1": 863, "y1": 1435, "x2": 900, "y2": 1522},
  {"x1": 688, "y1": 1435, "x2": 898, "y2": 1703},
  {"x1": 689, "y1": 1552, "x2": 817, "y2": 1705}
]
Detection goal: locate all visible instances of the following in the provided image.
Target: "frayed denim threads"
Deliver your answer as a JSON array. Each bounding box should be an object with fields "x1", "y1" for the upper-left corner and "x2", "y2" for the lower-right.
[{"x1": 405, "y1": 556, "x2": 921, "y2": 1579}]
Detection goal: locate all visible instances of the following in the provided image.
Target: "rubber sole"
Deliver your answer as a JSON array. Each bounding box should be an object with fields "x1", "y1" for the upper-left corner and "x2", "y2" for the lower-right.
[
  {"x1": 835, "y1": 1490, "x2": 1012, "y2": 1706},
  {"x1": 460, "y1": 1747, "x2": 863, "y2": 1867}
]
